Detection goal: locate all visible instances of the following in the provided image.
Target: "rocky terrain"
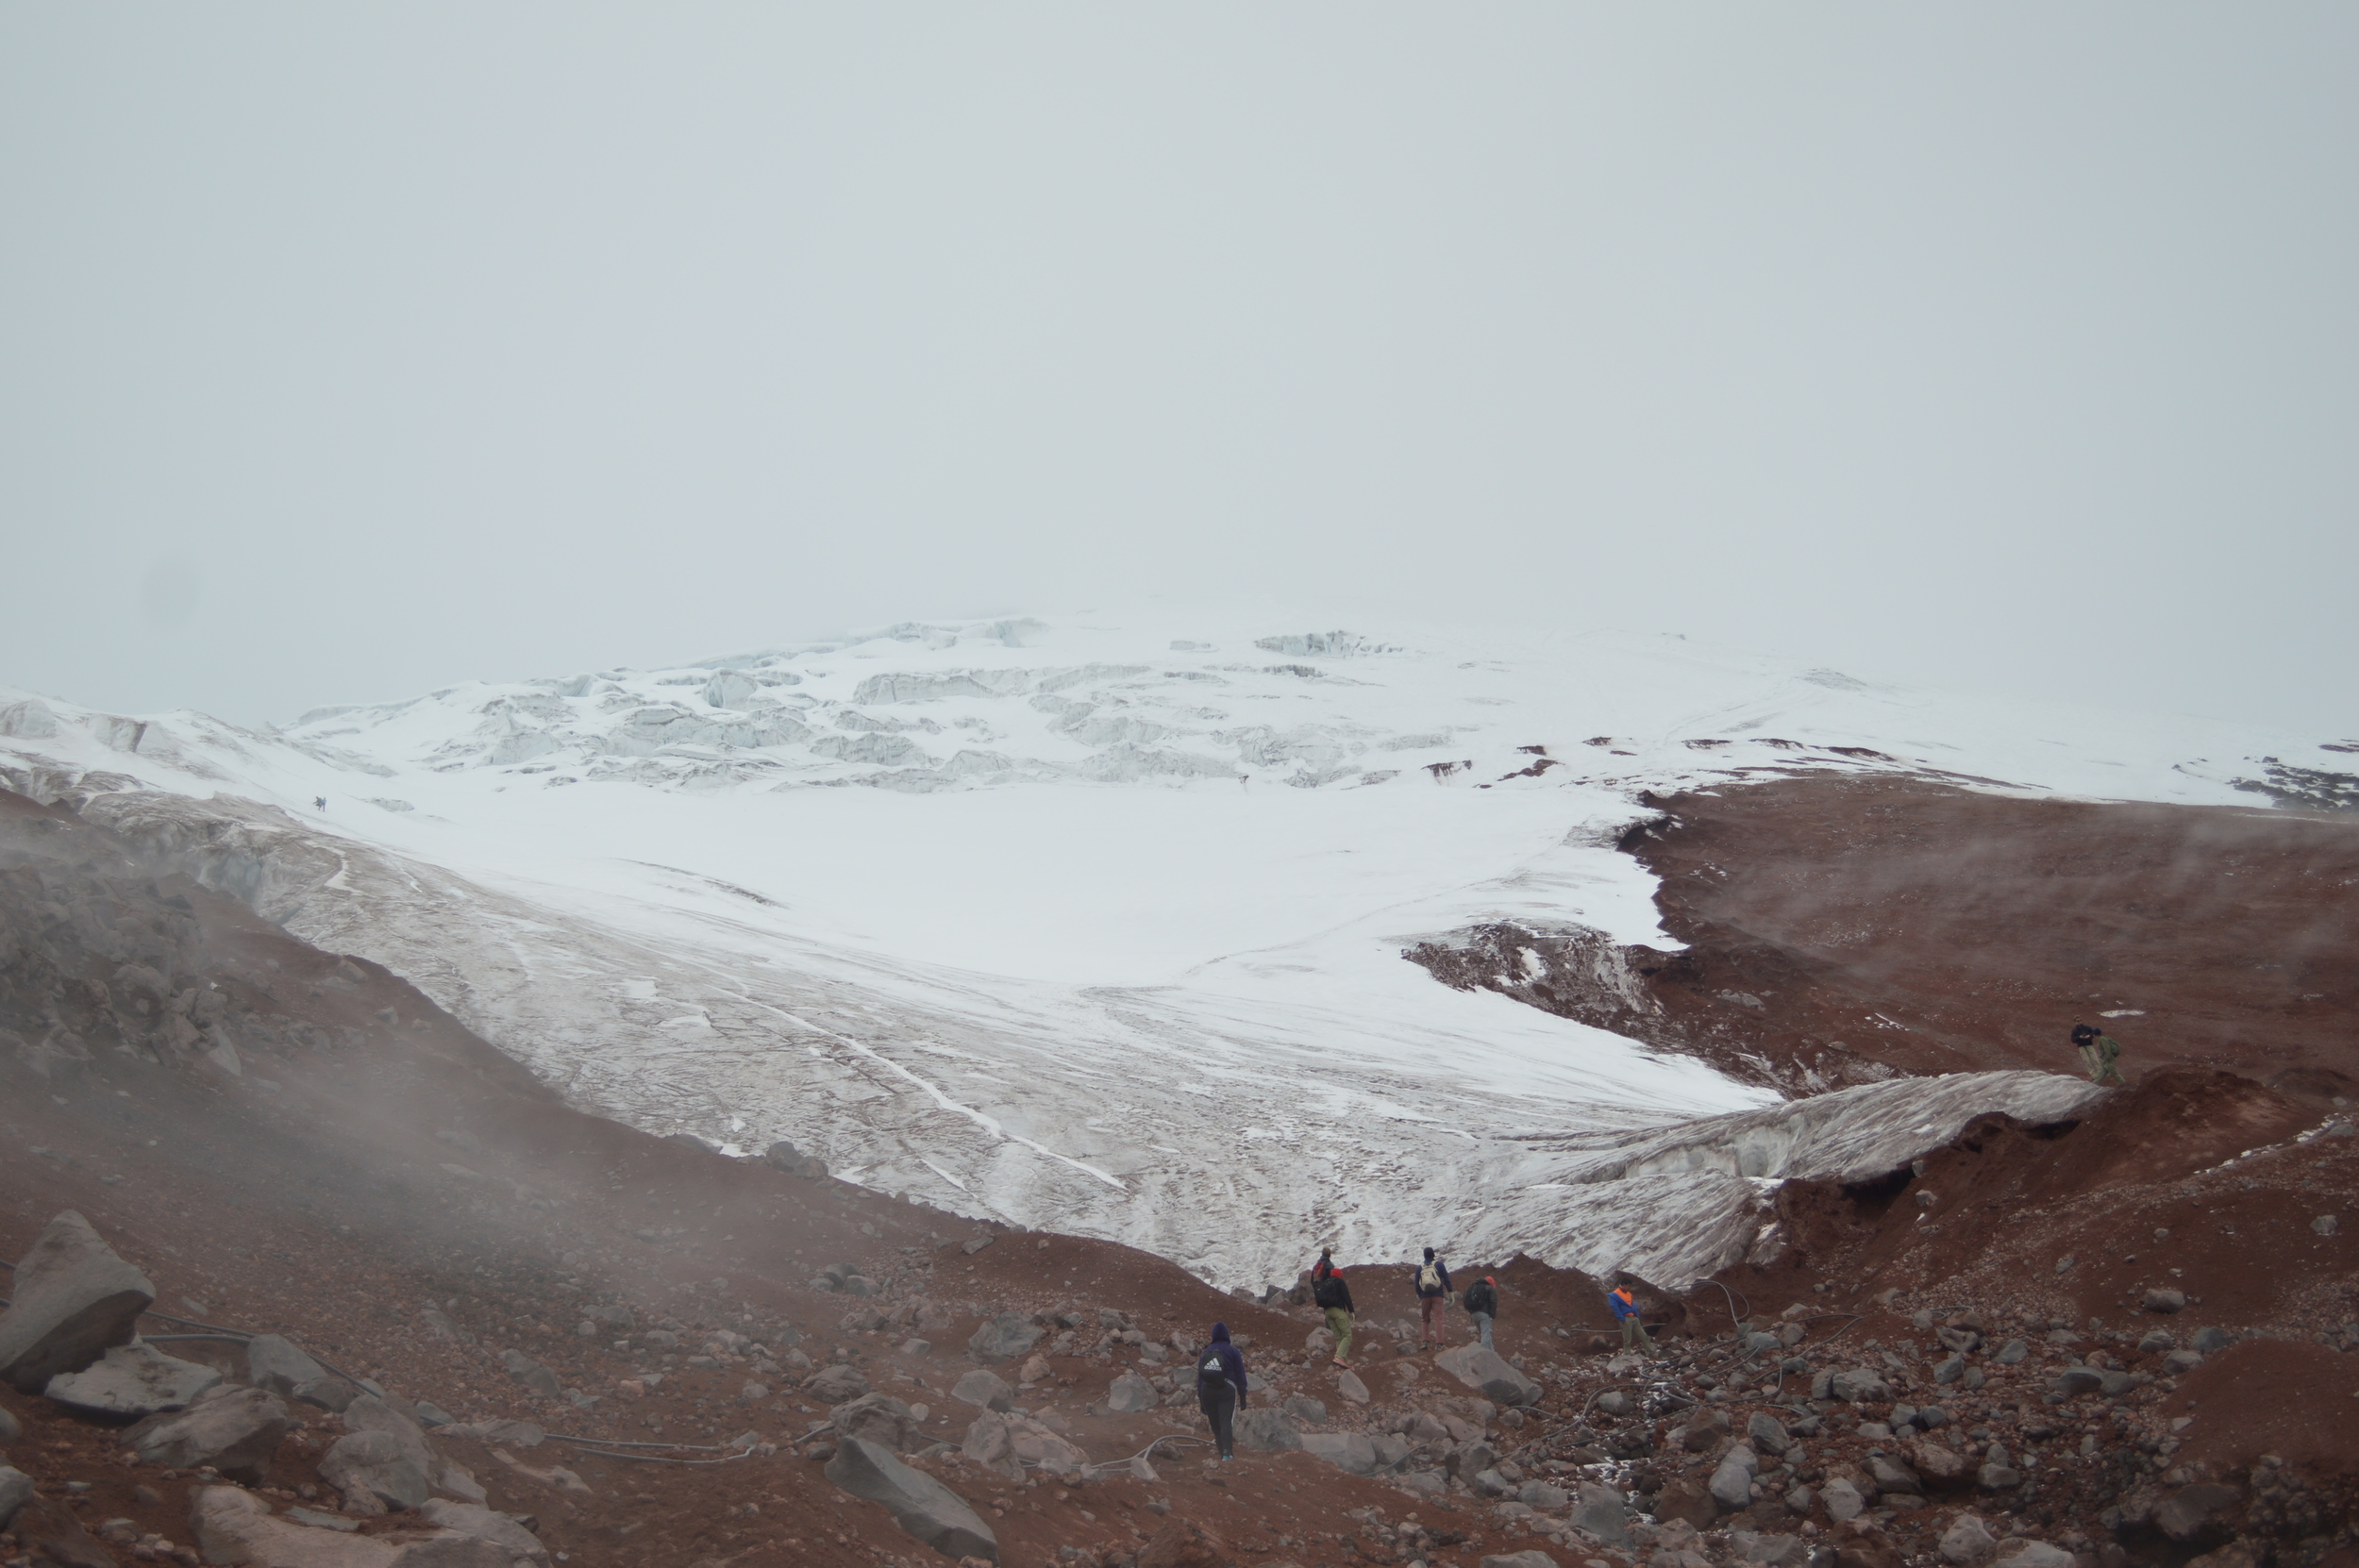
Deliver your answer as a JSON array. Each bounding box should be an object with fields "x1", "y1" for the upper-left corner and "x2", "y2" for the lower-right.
[{"x1": 3, "y1": 770, "x2": 2356, "y2": 1568}]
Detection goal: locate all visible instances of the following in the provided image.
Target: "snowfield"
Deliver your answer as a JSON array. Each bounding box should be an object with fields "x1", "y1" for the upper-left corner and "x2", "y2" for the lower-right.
[{"x1": 0, "y1": 612, "x2": 2333, "y2": 1290}]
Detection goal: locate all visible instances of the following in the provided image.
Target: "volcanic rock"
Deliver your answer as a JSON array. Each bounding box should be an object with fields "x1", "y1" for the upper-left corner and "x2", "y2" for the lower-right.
[
  {"x1": 42, "y1": 1342, "x2": 221, "y2": 1419},
  {"x1": 1573, "y1": 1483, "x2": 1631, "y2": 1547},
  {"x1": 1301, "y1": 1432, "x2": 1380, "y2": 1474},
  {"x1": 1105, "y1": 1370, "x2": 1157, "y2": 1413},
  {"x1": 966, "y1": 1314, "x2": 1044, "y2": 1365},
  {"x1": 0, "y1": 1468, "x2": 30, "y2": 1532},
  {"x1": 1235, "y1": 1408, "x2": 1302, "y2": 1451},
  {"x1": 826, "y1": 1435, "x2": 997, "y2": 1562},
  {"x1": 831, "y1": 1392, "x2": 921, "y2": 1451},
  {"x1": 1938, "y1": 1514, "x2": 1996, "y2": 1566},
  {"x1": 0, "y1": 1211, "x2": 155, "y2": 1393},
  {"x1": 123, "y1": 1387, "x2": 290, "y2": 1481},
  {"x1": 952, "y1": 1369, "x2": 1015, "y2": 1411},
  {"x1": 1435, "y1": 1343, "x2": 1542, "y2": 1406},
  {"x1": 324, "y1": 1428, "x2": 431, "y2": 1512}
]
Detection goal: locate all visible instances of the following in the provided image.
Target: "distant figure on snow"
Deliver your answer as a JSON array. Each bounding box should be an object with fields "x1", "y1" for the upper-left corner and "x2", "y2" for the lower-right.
[
  {"x1": 2072, "y1": 1023, "x2": 2125, "y2": 1086},
  {"x1": 1195, "y1": 1322, "x2": 1248, "y2": 1461},
  {"x1": 1413, "y1": 1247, "x2": 1453, "y2": 1350},
  {"x1": 1312, "y1": 1248, "x2": 1356, "y2": 1368},
  {"x1": 1463, "y1": 1273, "x2": 1499, "y2": 1351},
  {"x1": 314, "y1": 796, "x2": 327, "y2": 811},
  {"x1": 1609, "y1": 1275, "x2": 1658, "y2": 1358}
]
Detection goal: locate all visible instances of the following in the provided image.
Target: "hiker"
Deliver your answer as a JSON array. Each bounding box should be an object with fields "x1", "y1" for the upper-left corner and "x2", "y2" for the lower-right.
[
  {"x1": 1196, "y1": 1322, "x2": 1249, "y2": 1461},
  {"x1": 1413, "y1": 1247, "x2": 1453, "y2": 1349},
  {"x1": 1313, "y1": 1250, "x2": 1356, "y2": 1368},
  {"x1": 1609, "y1": 1276, "x2": 1657, "y2": 1357},
  {"x1": 314, "y1": 796, "x2": 327, "y2": 811},
  {"x1": 1463, "y1": 1274, "x2": 1499, "y2": 1351},
  {"x1": 2071, "y1": 1023, "x2": 2125, "y2": 1086}
]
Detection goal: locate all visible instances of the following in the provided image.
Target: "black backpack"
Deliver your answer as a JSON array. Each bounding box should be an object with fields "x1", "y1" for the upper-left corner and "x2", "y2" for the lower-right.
[
  {"x1": 1196, "y1": 1347, "x2": 1231, "y2": 1389},
  {"x1": 1313, "y1": 1274, "x2": 1346, "y2": 1309},
  {"x1": 1464, "y1": 1280, "x2": 1496, "y2": 1316}
]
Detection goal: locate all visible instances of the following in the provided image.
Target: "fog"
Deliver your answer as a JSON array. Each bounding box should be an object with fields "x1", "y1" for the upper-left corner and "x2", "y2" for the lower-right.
[{"x1": 3, "y1": 5, "x2": 2352, "y2": 733}]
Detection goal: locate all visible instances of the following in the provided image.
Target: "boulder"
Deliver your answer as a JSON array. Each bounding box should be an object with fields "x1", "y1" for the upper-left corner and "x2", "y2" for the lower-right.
[
  {"x1": 499, "y1": 1349, "x2": 562, "y2": 1399},
  {"x1": 962, "y1": 1412, "x2": 1026, "y2": 1481},
  {"x1": 1336, "y1": 1369, "x2": 1370, "y2": 1404},
  {"x1": 246, "y1": 1333, "x2": 334, "y2": 1403},
  {"x1": 324, "y1": 1428, "x2": 431, "y2": 1512},
  {"x1": 966, "y1": 1315, "x2": 1044, "y2": 1365},
  {"x1": 1992, "y1": 1542, "x2": 2075, "y2": 1568},
  {"x1": 952, "y1": 1369, "x2": 1015, "y2": 1412},
  {"x1": 1282, "y1": 1394, "x2": 1328, "y2": 1426},
  {"x1": 1866, "y1": 1454, "x2": 1920, "y2": 1493},
  {"x1": 43, "y1": 1342, "x2": 221, "y2": 1420},
  {"x1": 1479, "y1": 1555, "x2": 1561, "y2": 1568},
  {"x1": 1711, "y1": 1453, "x2": 1758, "y2": 1511},
  {"x1": 1977, "y1": 1464, "x2": 2022, "y2": 1492},
  {"x1": 2192, "y1": 1326, "x2": 2233, "y2": 1354},
  {"x1": 1739, "y1": 1533, "x2": 1806, "y2": 1566},
  {"x1": 762, "y1": 1140, "x2": 801, "y2": 1172},
  {"x1": 123, "y1": 1387, "x2": 290, "y2": 1481},
  {"x1": 826, "y1": 1435, "x2": 997, "y2": 1562},
  {"x1": 1938, "y1": 1513, "x2": 1996, "y2": 1565},
  {"x1": 1106, "y1": 1371, "x2": 1157, "y2": 1413},
  {"x1": 1905, "y1": 1439, "x2": 1969, "y2": 1486},
  {"x1": 1656, "y1": 1476, "x2": 1717, "y2": 1529},
  {"x1": 1301, "y1": 1432, "x2": 1380, "y2": 1475},
  {"x1": 2051, "y1": 1369, "x2": 2103, "y2": 1396},
  {"x1": 2155, "y1": 1483, "x2": 2241, "y2": 1543},
  {"x1": 1829, "y1": 1367, "x2": 1892, "y2": 1404},
  {"x1": 2164, "y1": 1350, "x2": 2206, "y2": 1376},
  {"x1": 0, "y1": 1467, "x2": 31, "y2": 1532},
  {"x1": 1821, "y1": 1477, "x2": 1866, "y2": 1523},
  {"x1": 2142, "y1": 1289, "x2": 2187, "y2": 1314},
  {"x1": 805, "y1": 1364, "x2": 870, "y2": 1403},
  {"x1": 1747, "y1": 1411, "x2": 1792, "y2": 1456},
  {"x1": 831, "y1": 1393, "x2": 921, "y2": 1452},
  {"x1": 0, "y1": 1211, "x2": 155, "y2": 1393},
  {"x1": 1434, "y1": 1343, "x2": 1542, "y2": 1407},
  {"x1": 1447, "y1": 1441, "x2": 1497, "y2": 1479},
  {"x1": 192, "y1": 1486, "x2": 510, "y2": 1567},
  {"x1": 1518, "y1": 1479, "x2": 1568, "y2": 1510},
  {"x1": 1234, "y1": 1408, "x2": 1301, "y2": 1451},
  {"x1": 1594, "y1": 1391, "x2": 1633, "y2": 1416},
  {"x1": 1993, "y1": 1340, "x2": 2029, "y2": 1366},
  {"x1": 416, "y1": 1500, "x2": 547, "y2": 1565},
  {"x1": 1572, "y1": 1483, "x2": 1631, "y2": 1547}
]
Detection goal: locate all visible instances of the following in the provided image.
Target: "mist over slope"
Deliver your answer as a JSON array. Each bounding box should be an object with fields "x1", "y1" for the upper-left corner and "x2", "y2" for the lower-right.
[{"x1": 2, "y1": 610, "x2": 2344, "y2": 1290}]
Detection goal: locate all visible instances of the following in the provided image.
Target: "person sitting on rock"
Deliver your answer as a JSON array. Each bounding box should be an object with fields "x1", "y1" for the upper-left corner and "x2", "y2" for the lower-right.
[
  {"x1": 1413, "y1": 1247, "x2": 1453, "y2": 1349},
  {"x1": 2071, "y1": 1023, "x2": 2126, "y2": 1086},
  {"x1": 1609, "y1": 1275, "x2": 1658, "y2": 1358},
  {"x1": 1463, "y1": 1274, "x2": 1499, "y2": 1351},
  {"x1": 1313, "y1": 1253, "x2": 1357, "y2": 1368},
  {"x1": 1195, "y1": 1322, "x2": 1249, "y2": 1461}
]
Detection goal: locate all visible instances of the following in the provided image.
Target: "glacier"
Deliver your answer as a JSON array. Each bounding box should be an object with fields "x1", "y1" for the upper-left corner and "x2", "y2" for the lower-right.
[{"x1": 0, "y1": 611, "x2": 2334, "y2": 1291}]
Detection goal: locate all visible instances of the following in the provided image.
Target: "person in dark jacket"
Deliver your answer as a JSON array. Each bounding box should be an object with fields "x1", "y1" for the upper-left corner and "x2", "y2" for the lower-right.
[
  {"x1": 2071, "y1": 1023, "x2": 2125, "y2": 1086},
  {"x1": 1413, "y1": 1247, "x2": 1453, "y2": 1349},
  {"x1": 1313, "y1": 1255, "x2": 1357, "y2": 1367},
  {"x1": 1195, "y1": 1321, "x2": 1249, "y2": 1460},
  {"x1": 1463, "y1": 1274, "x2": 1499, "y2": 1351}
]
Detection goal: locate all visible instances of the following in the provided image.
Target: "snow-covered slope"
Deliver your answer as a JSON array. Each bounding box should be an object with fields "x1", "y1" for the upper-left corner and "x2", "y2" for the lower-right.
[{"x1": 0, "y1": 612, "x2": 2335, "y2": 1289}]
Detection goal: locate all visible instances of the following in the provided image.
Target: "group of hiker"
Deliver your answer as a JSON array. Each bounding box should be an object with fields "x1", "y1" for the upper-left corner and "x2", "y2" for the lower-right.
[{"x1": 1192, "y1": 1245, "x2": 1661, "y2": 1460}]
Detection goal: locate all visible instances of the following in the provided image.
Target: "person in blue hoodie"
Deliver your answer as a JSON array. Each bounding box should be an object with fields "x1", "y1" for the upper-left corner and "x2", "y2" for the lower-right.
[{"x1": 1195, "y1": 1322, "x2": 1249, "y2": 1460}]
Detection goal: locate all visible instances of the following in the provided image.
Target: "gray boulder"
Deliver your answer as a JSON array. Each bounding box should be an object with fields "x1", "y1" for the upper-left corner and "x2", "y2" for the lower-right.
[
  {"x1": 762, "y1": 1140, "x2": 802, "y2": 1172},
  {"x1": 1993, "y1": 1543, "x2": 2075, "y2": 1568},
  {"x1": 43, "y1": 1342, "x2": 221, "y2": 1419},
  {"x1": 1104, "y1": 1371, "x2": 1156, "y2": 1413},
  {"x1": 0, "y1": 1210, "x2": 155, "y2": 1393},
  {"x1": 2051, "y1": 1368, "x2": 2103, "y2": 1396},
  {"x1": 952, "y1": 1369, "x2": 1015, "y2": 1411},
  {"x1": 1746, "y1": 1411, "x2": 1792, "y2": 1456},
  {"x1": 246, "y1": 1334, "x2": 351, "y2": 1410},
  {"x1": 1434, "y1": 1343, "x2": 1542, "y2": 1406},
  {"x1": 324, "y1": 1428, "x2": 431, "y2": 1512},
  {"x1": 826, "y1": 1436, "x2": 997, "y2": 1562},
  {"x1": 1518, "y1": 1479, "x2": 1568, "y2": 1510},
  {"x1": 123, "y1": 1387, "x2": 290, "y2": 1481},
  {"x1": 499, "y1": 1348, "x2": 561, "y2": 1399},
  {"x1": 1994, "y1": 1339, "x2": 2029, "y2": 1365},
  {"x1": 1572, "y1": 1484, "x2": 1630, "y2": 1546},
  {"x1": 1710, "y1": 1449, "x2": 1758, "y2": 1511},
  {"x1": 0, "y1": 1467, "x2": 31, "y2": 1532},
  {"x1": 2143, "y1": 1289, "x2": 2187, "y2": 1314},
  {"x1": 417, "y1": 1500, "x2": 548, "y2": 1565},
  {"x1": 1822, "y1": 1477, "x2": 1866, "y2": 1522},
  {"x1": 1470, "y1": 1467, "x2": 1513, "y2": 1498},
  {"x1": 1282, "y1": 1394, "x2": 1328, "y2": 1426},
  {"x1": 1301, "y1": 1432, "x2": 1379, "y2": 1474},
  {"x1": 192, "y1": 1486, "x2": 509, "y2": 1567},
  {"x1": 1939, "y1": 1513, "x2": 1997, "y2": 1565},
  {"x1": 966, "y1": 1315, "x2": 1043, "y2": 1365},
  {"x1": 1829, "y1": 1367, "x2": 1892, "y2": 1403},
  {"x1": 2164, "y1": 1349, "x2": 2205, "y2": 1376},
  {"x1": 1234, "y1": 1408, "x2": 1301, "y2": 1451},
  {"x1": 2155, "y1": 1483, "x2": 2241, "y2": 1543},
  {"x1": 2192, "y1": 1326, "x2": 2233, "y2": 1353},
  {"x1": 831, "y1": 1393, "x2": 921, "y2": 1451},
  {"x1": 1478, "y1": 1553, "x2": 1561, "y2": 1568},
  {"x1": 805, "y1": 1364, "x2": 870, "y2": 1403}
]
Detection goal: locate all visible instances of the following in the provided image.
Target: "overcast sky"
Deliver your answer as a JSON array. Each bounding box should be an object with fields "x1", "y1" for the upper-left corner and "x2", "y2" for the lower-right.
[{"x1": 4, "y1": 6, "x2": 2352, "y2": 734}]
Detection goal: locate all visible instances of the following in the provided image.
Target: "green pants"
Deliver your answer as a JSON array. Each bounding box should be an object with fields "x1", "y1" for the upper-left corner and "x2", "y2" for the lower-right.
[
  {"x1": 1620, "y1": 1315, "x2": 1657, "y2": 1356},
  {"x1": 2081, "y1": 1044, "x2": 2124, "y2": 1086},
  {"x1": 1325, "y1": 1306, "x2": 1354, "y2": 1362}
]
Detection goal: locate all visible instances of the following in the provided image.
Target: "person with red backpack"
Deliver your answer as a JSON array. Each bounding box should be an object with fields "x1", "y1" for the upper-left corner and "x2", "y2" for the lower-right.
[
  {"x1": 1412, "y1": 1247, "x2": 1453, "y2": 1349},
  {"x1": 1312, "y1": 1249, "x2": 1356, "y2": 1368}
]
